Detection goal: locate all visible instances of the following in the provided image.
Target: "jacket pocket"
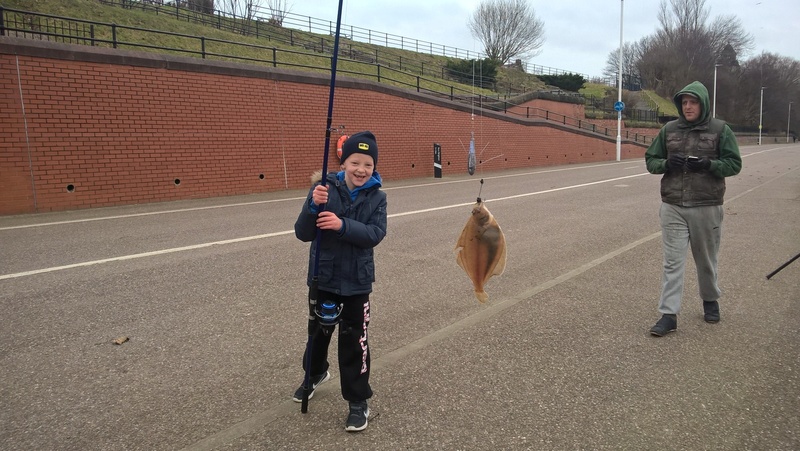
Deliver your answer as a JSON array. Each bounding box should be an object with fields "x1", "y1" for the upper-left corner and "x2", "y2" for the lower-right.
[
  {"x1": 317, "y1": 254, "x2": 336, "y2": 284},
  {"x1": 697, "y1": 134, "x2": 718, "y2": 153},
  {"x1": 357, "y1": 255, "x2": 375, "y2": 284}
]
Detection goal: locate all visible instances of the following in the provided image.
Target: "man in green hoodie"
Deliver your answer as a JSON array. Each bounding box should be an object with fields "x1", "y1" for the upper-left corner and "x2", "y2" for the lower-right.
[{"x1": 644, "y1": 81, "x2": 742, "y2": 336}]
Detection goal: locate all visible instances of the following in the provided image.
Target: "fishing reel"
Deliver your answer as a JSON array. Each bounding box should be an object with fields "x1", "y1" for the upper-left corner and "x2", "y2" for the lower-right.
[{"x1": 315, "y1": 300, "x2": 343, "y2": 335}]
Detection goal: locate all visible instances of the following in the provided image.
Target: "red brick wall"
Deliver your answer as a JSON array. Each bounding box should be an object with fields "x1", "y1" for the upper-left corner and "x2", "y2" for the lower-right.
[{"x1": 0, "y1": 38, "x2": 646, "y2": 215}]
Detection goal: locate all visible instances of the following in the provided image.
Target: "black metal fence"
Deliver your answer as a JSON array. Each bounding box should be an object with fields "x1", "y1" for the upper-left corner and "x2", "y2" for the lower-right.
[{"x1": 0, "y1": 6, "x2": 654, "y2": 145}]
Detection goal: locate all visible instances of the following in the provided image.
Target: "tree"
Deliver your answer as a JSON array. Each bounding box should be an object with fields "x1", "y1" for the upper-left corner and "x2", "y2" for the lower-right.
[
  {"x1": 187, "y1": 0, "x2": 214, "y2": 14},
  {"x1": 629, "y1": 0, "x2": 753, "y2": 100},
  {"x1": 538, "y1": 73, "x2": 586, "y2": 92},
  {"x1": 603, "y1": 40, "x2": 644, "y2": 88},
  {"x1": 735, "y1": 53, "x2": 800, "y2": 132},
  {"x1": 218, "y1": 0, "x2": 262, "y2": 21},
  {"x1": 265, "y1": 0, "x2": 292, "y2": 26},
  {"x1": 468, "y1": 0, "x2": 545, "y2": 65}
]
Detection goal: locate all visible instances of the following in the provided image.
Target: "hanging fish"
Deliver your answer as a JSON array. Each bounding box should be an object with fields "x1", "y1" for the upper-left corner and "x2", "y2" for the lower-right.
[
  {"x1": 467, "y1": 132, "x2": 476, "y2": 175},
  {"x1": 454, "y1": 198, "x2": 507, "y2": 303}
]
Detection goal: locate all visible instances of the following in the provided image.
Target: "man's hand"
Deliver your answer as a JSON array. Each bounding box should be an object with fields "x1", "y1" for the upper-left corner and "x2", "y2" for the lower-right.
[
  {"x1": 686, "y1": 156, "x2": 712, "y2": 172},
  {"x1": 667, "y1": 153, "x2": 686, "y2": 171}
]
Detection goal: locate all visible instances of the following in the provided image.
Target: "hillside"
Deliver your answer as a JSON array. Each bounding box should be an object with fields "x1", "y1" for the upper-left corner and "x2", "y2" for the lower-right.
[
  {"x1": 2, "y1": 0, "x2": 547, "y2": 98},
  {"x1": 3, "y1": 0, "x2": 677, "y2": 122}
]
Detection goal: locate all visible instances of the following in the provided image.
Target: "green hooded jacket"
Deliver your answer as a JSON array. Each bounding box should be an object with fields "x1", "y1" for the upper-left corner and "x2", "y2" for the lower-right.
[{"x1": 644, "y1": 80, "x2": 742, "y2": 207}]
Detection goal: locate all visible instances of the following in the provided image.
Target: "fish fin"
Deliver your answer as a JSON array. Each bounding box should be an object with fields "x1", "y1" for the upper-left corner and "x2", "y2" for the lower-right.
[
  {"x1": 475, "y1": 290, "x2": 488, "y2": 303},
  {"x1": 492, "y1": 233, "x2": 507, "y2": 276},
  {"x1": 454, "y1": 221, "x2": 472, "y2": 249},
  {"x1": 455, "y1": 248, "x2": 468, "y2": 271}
]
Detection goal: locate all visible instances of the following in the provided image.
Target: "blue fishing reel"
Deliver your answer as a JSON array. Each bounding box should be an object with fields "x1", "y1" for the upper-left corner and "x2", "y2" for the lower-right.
[{"x1": 315, "y1": 300, "x2": 343, "y2": 335}]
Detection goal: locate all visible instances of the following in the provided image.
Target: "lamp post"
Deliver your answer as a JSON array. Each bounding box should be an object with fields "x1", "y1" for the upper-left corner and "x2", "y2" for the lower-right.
[
  {"x1": 758, "y1": 86, "x2": 765, "y2": 145},
  {"x1": 788, "y1": 102, "x2": 794, "y2": 143},
  {"x1": 615, "y1": 0, "x2": 624, "y2": 162},
  {"x1": 712, "y1": 63, "x2": 721, "y2": 118}
]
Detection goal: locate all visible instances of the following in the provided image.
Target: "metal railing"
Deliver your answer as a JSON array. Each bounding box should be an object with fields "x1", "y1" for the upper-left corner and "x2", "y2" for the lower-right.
[{"x1": 0, "y1": 6, "x2": 652, "y2": 144}]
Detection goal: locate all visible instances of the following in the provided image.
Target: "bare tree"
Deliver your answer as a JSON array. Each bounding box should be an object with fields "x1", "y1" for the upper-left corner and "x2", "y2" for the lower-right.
[
  {"x1": 219, "y1": 0, "x2": 262, "y2": 20},
  {"x1": 266, "y1": 0, "x2": 292, "y2": 26},
  {"x1": 468, "y1": 0, "x2": 545, "y2": 65},
  {"x1": 736, "y1": 53, "x2": 800, "y2": 131},
  {"x1": 603, "y1": 40, "x2": 643, "y2": 83},
  {"x1": 630, "y1": 0, "x2": 753, "y2": 98}
]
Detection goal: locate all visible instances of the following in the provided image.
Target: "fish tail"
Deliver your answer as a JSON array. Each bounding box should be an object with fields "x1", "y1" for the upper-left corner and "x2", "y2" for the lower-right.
[{"x1": 475, "y1": 290, "x2": 488, "y2": 303}]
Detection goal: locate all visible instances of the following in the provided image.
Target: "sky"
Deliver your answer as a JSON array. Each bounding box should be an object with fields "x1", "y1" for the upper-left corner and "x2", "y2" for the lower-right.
[{"x1": 286, "y1": 0, "x2": 800, "y2": 78}]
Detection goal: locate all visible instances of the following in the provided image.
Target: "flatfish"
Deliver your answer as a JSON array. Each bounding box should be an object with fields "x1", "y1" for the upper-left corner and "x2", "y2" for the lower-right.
[{"x1": 455, "y1": 199, "x2": 506, "y2": 303}]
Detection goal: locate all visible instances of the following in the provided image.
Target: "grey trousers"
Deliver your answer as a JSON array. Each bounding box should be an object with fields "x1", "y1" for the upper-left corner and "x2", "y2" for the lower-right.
[{"x1": 658, "y1": 202, "x2": 723, "y2": 315}]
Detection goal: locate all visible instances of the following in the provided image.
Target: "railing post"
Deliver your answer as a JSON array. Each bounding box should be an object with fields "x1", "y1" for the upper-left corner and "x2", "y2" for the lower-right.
[
  {"x1": 416, "y1": 76, "x2": 420, "y2": 93},
  {"x1": 90, "y1": 24, "x2": 95, "y2": 46},
  {"x1": 112, "y1": 23, "x2": 117, "y2": 48},
  {"x1": 201, "y1": 36, "x2": 205, "y2": 58},
  {"x1": 377, "y1": 64, "x2": 380, "y2": 82},
  {"x1": 272, "y1": 48, "x2": 277, "y2": 67},
  {"x1": 0, "y1": 7, "x2": 5, "y2": 37}
]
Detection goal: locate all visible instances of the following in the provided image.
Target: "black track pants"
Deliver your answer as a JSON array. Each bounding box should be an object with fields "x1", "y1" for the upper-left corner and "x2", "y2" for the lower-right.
[{"x1": 302, "y1": 291, "x2": 372, "y2": 402}]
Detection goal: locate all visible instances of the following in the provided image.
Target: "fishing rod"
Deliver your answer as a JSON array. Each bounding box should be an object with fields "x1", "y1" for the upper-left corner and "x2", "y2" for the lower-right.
[
  {"x1": 766, "y1": 251, "x2": 800, "y2": 280},
  {"x1": 302, "y1": 0, "x2": 345, "y2": 414}
]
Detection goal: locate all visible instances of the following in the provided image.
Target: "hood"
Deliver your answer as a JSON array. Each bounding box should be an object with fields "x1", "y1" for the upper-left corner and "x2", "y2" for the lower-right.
[{"x1": 673, "y1": 81, "x2": 711, "y2": 125}]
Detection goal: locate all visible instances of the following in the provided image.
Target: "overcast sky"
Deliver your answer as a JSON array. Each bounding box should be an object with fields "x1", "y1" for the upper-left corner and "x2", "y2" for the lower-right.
[{"x1": 286, "y1": 0, "x2": 800, "y2": 78}]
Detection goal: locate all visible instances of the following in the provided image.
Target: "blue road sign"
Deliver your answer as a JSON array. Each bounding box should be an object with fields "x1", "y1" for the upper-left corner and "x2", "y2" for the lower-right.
[{"x1": 614, "y1": 101, "x2": 625, "y2": 112}]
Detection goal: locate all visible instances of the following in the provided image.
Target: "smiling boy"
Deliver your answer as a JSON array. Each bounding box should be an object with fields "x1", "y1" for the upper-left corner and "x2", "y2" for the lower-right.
[{"x1": 293, "y1": 131, "x2": 387, "y2": 431}]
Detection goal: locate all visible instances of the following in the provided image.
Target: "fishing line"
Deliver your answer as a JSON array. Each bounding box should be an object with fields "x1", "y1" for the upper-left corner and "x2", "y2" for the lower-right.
[{"x1": 302, "y1": 0, "x2": 345, "y2": 414}]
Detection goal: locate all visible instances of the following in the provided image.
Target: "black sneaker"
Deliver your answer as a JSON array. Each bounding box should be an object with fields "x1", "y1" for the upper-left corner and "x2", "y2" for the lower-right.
[
  {"x1": 291, "y1": 371, "x2": 331, "y2": 403},
  {"x1": 703, "y1": 301, "x2": 720, "y2": 323},
  {"x1": 650, "y1": 314, "x2": 677, "y2": 337},
  {"x1": 344, "y1": 401, "x2": 370, "y2": 432}
]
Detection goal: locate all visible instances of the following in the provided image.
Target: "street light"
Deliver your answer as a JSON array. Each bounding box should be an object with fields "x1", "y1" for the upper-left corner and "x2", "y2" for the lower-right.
[
  {"x1": 615, "y1": 0, "x2": 624, "y2": 162},
  {"x1": 758, "y1": 86, "x2": 766, "y2": 145},
  {"x1": 712, "y1": 63, "x2": 721, "y2": 118},
  {"x1": 788, "y1": 102, "x2": 794, "y2": 143}
]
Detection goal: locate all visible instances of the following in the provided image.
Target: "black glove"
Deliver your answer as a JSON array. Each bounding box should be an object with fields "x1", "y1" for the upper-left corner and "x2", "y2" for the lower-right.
[
  {"x1": 666, "y1": 153, "x2": 686, "y2": 171},
  {"x1": 686, "y1": 156, "x2": 712, "y2": 172}
]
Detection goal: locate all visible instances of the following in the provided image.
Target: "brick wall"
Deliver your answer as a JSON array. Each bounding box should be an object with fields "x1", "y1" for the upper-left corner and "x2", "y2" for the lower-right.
[{"x1": 0, "y1": 38, "x2": 646, "y2": 215}]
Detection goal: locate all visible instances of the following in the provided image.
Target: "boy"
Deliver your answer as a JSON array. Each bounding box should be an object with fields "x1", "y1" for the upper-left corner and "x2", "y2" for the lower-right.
[{"x1": 292, "y1": 131, "x2": 387, "y2": 432}]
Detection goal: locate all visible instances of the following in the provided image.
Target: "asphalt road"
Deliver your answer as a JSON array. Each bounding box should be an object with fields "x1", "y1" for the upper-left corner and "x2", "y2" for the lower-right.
[{"x1": 1, "y1": 144, "x2": 799, "y2": 450}]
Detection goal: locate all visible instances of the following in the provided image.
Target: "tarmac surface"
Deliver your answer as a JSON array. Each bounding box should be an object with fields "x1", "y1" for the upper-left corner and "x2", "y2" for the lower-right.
[{"x1": 1, "y1": 144, "x2": 799, "y2": 450}]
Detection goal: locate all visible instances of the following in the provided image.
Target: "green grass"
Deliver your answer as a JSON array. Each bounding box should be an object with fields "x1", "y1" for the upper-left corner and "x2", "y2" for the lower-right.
[
  {"x1": 579, "y1": 83, "x2": 610, "y2": 99},
  {"x1": 642, "y1": 89, "x2": 678, "y2": 116}
]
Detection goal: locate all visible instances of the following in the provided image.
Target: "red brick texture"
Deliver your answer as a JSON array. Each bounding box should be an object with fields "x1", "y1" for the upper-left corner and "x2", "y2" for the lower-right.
[{"x1": 0, "y1": 38, "x2": 647, "y2": 215}]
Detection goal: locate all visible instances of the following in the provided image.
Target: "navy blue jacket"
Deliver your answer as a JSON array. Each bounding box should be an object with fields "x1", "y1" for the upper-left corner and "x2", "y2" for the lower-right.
[{"x1": 295, "y1": 171, "x2": 387, "y2": 295}]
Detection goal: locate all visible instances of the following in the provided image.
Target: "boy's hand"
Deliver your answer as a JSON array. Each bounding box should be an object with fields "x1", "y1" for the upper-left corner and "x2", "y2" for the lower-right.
[
  {"x1": 316, "y1": 211, "x2": 343, "y2": 231},
  {"x1": 312, "y1": 185, "x2": 328, "y2": 205}
]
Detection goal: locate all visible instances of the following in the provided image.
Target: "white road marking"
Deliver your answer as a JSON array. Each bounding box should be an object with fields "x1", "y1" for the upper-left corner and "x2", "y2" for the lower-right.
[
  {"x1": 0, "y1": 147, "x2": 778, "y2": 281},
  {"x1": 0, "y1": 172, "x2": 648, "y2": 280}
]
